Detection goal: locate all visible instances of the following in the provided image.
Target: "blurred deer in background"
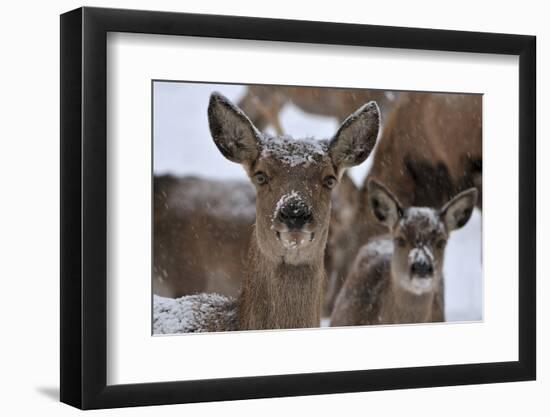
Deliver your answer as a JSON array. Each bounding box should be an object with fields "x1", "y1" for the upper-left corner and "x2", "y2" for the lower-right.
[
  {"x1": 153, "y1": 176, "x2": 254, "y2": 298},
  {"x1": 153, "y1": 92, "x2": 380, "y2": 333},
  {"x1": 237, "y1": 85, "x2": 397, "y2": 134},
  {"x1": 323, "y1": 92, "x2": 482, "y2": 315},
  {"x1": 330, "y1": 180, "x2": 477, "y2": 326}
]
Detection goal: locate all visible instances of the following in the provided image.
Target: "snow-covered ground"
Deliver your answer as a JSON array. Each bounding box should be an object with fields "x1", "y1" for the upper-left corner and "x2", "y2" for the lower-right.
[{"x1": 153, "y1": 81, "x2": 482, "y2": 323}]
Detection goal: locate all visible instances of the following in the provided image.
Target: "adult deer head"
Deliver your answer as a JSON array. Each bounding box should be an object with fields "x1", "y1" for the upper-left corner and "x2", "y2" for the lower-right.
[{"x1": 208, "y1": 92, "x2": 380, "y2": 266}]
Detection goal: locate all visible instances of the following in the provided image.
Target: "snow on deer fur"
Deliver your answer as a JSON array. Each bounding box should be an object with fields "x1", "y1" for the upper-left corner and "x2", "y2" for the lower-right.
[
  {"x1": 177, "y1": 178, "x2": 256, "y2": 220},
  {"x1": 153, "y1": 294, "x2": 237, "y2": 334},
  {"x1": 363, "y1": 235, "x2": 394, "y2": 258},
  {"x1": 330, "y1": 180, "x2": 478, "y2": 326},
  {"x1": 260, "y1": 135, "x2": 328, "y2": 167},
  {"x1": 272, "y1": 191, "x2": 308, "y2": 221}
]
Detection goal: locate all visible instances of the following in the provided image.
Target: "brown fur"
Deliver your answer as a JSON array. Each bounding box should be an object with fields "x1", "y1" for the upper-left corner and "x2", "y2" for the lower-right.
[
  {"x1": 153, "y1": 175, "x2": 254, "y2": 298},
  {"x1": 360, "y1": 92, "x2": 482, "y2": 243},
  {"x1": 236, "y1": 231, "x2": 325, "y2": 329},
  {"x1": 323, "y1": 174, "x2": 361, "y2": 315},
  {"x1": 237, "y1": 86, "x2": 397, "y2": 133},
  {"x1": 331, "y1": 181, "x2": 477, "y2": 326}
]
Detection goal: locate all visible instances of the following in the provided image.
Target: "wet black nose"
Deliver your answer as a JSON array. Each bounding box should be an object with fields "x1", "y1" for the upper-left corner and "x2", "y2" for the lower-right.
[
  {"x1": 278, "y1": 202, "x2": 312, "y2": 229},
  {"x1": 411, "y1": 261, "x2": 433, "y2": 278}
]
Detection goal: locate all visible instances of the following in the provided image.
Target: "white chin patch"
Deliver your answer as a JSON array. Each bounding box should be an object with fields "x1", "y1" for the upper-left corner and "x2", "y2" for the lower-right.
[
  {"x1": 402, "y1": 276, "x2": 434, "y2": 295},
  {"x1": 278, "y1": 231, "x2": 313, "y2": 250}
]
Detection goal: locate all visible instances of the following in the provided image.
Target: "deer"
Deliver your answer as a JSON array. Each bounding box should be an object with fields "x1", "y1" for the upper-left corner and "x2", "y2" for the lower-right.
[
  {"x1": 153, "y1": 92, "x2": 380, "y2": 333},
  {"x1": 330, "y1": 180, "x2": 477, "y2": 326},
  {"x1": 323, "y1": 92, "x2": 482, "y2": 315},
  {"x1": 237, "y1": 85, "x2": 398, "y2": 135},
  {"x1": 153, "y1": 175, "x2": 255, "y2": 298}
]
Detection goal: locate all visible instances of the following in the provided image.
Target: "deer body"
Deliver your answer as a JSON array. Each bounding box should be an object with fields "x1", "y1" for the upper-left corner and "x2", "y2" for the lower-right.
[
  {"x1": 153, "y1": 175, "x2": 254, "y2": 298},
  {"x1": 153, "y1": 92, "x2": 380, "y2": 333},
  {"x1": 237, "y1": 85, "x2": 398, "y2": 134},
  {"x1": 330, "y1": 180, "x2": 477, "y2": 327}
]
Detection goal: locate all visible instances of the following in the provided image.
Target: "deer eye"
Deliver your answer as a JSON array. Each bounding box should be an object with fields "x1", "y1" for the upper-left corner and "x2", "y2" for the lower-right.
[
  {"x1": 323, "y1": 176, "x2": 337, "y2": 189},
  {"x1": 254, "y1": 172, "x2": 268, "y2": 186},
  {"x1": 436, "y1": 239, "x2": 446, "y2": 249},
  {"x1": 395, "y1": 237, "x2": 406, "y2": 248}
]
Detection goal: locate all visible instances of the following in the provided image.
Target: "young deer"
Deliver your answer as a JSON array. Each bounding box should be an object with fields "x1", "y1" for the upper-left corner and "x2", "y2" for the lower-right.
[
  {"x1": 330, "y1": 180, "x2": 477, "y2": 326},
  {"x1": 153, "y1": 92, "x2": 380, "y2": 333}
]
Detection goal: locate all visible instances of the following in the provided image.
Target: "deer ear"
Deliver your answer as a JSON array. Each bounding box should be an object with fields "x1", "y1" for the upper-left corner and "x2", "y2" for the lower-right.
[
  {"x1": 440, "y1": 188, "x2": 478, "y2": 232},
  {"x1": 367, "y1": 180, "x2": 403, "y2": 230},
  {"x1": 329, "y1": 101, "x2": 380, "y2": 174},
  {"x1": 208, "y1": 92, "x2": 261, "y2": 165}
]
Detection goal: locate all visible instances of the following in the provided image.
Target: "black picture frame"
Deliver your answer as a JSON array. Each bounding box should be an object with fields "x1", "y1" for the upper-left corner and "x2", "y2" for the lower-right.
[{"x1": 60, "y1": 6, "x2": 536, "y2": 410}]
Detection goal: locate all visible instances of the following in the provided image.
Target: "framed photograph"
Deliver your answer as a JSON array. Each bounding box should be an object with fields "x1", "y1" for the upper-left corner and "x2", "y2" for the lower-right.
[{"x1": 60, "y1": 6, "x2": 536, "y2": 409}]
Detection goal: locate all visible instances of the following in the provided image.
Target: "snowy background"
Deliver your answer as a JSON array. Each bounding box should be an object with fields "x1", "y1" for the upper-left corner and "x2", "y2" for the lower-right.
[{"x1": 153, "y1": 81, "x2": 482, "y2": 322}]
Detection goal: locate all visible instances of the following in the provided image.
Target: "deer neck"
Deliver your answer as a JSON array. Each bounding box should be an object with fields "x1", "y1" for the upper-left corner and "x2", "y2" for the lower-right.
[
  {"x1": 237, "y1": 231, "x2": 325, "y2": 330},
  {"x1": 383, "y1": 277, "x2": 435, "y2": 324}
]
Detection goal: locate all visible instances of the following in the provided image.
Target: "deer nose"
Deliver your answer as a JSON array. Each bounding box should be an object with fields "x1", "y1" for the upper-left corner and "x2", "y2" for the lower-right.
[
  {"x1": 411, "y1": 261, "x2": 433, "y2": 278},
  {"x1": 278, "y1": 202, "x2": 312, "y2": 230}
]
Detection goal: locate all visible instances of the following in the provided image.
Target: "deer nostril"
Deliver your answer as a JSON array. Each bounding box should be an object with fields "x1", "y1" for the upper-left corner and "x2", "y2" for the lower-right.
[
  {"x1": 411, "y1": 261, "x2": 433, "y2": 277},
  {"x1": 278, "y1": 203, "x2": 312, "y2": 229},
  {"x1": 280, "y1": 203, "x2": 307, "y2": 218}
]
